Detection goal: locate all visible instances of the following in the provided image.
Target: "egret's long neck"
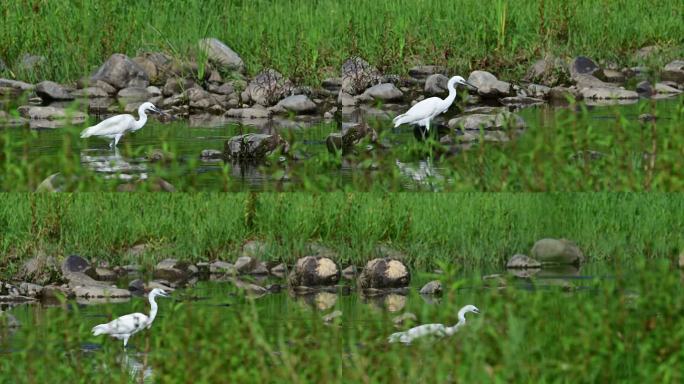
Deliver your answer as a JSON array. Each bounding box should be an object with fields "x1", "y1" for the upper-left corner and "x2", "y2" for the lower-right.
[
  {"x1": 443, "y1": 81, "x2": 458, "y2": 107},
  {"x1": 134, "y1": 105, "x2": 148, "y2": 130},
  {"x1": 147, "y1": 294, "x2": 159, "y2": 325}
]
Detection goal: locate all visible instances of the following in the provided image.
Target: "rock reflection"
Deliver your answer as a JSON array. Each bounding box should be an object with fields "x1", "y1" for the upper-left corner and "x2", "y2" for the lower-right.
[
  {"x1": 119, "y1": 352, "x2": 153, "y2": 383},
  {"x1": 80, "y1": 148, "x2": 148, "y2": 180}
]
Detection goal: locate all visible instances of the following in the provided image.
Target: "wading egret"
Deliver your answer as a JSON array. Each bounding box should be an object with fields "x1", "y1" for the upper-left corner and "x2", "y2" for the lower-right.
[
  {"x1": 392, "y1": 76, "x2": 477, "y2": 138},
  {"x1": 81, "y1": 102, "x2": 164, "y2": 148},
  {"x1": 388, "y1": 304, "x2": 480, "y2": 344},
  {"x1": 91, "y1": 288, "x2": 169, "y2": 348}
]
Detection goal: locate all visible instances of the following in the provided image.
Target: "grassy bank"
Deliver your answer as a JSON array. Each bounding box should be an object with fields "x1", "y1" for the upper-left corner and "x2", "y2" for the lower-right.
[
  {"x1": 1, "y1": 0, "x2": 683, "y2": 84},
  {"x1": 0, "y1": 193, "x2": 682, "y2": 278},
  {"x1": 2, "y1": 261, "x2": 683, "y2": 382}
]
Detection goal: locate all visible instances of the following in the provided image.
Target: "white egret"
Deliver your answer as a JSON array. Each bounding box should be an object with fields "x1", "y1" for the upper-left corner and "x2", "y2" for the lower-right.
[
  {"x1": 91, "y1": 288, "x2": 170, "y2": 348},
  {"x1": 81, "y1": 102, "x2": 164, "y2": 148},
  {"x1": 392, "y1": 76, "x2": 477, "y2": 138},
  {"x1": 388, "y1": 304, "x2": 480, "y2": 344}
]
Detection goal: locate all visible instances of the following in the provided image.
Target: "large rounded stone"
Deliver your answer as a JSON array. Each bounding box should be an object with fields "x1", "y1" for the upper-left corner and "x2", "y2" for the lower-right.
[
  {"x1": 223, "y1": 133, "x2": 288, "y2": 161},
  {"x1": 199, "y1": 38, "x2": 245, "y2": 72},
  {"x1": 531, "y1": 238, "x2": 584, "y2": 265},
  {"x1": 288, "y1": 256, "x2": 340, "y2": 287},
  {"x1": 419, "y1": 280, "x2": 442, "y2": 295},
  {"x1": 358, "y1": 258, "x2": 410, "y2": 289},
  {"x1": 90, "y1": 53, "x2": 149, "y2": 89},
  {"x1": 506, "y1": 254, "x2": 541, "y2": 269},
  {"x1": 36, "y1": 81, "x2": 74, "y2": 101},
  {"x1": 16, "y1": 255, "x2": 61, "y2": 285},
  {"x1": 467, "y1": 70, "x2": 512, "y2": 98},
  {"x1": 154, "y1": 258, "x2": 197, "y2": 282}
]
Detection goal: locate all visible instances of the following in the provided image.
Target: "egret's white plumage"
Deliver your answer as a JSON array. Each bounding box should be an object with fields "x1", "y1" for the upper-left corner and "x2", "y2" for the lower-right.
[
  {"x1": 91, "y1": 288, "x2": 169, "y2": 348},
  {"x1": 388, "y1": 304, "x2": 480, "y2": 344},
  {"x1": 393, "y1": 76, "x2": 476, "y2": 137},
  {"x1": 81, "y1": 102, "x2": 163, "y2": 148}
]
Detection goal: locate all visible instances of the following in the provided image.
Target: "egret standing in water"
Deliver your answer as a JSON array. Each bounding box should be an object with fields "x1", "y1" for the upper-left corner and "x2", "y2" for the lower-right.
[
  {"x1": 388, "y1": 304, "x2": 480, "y2": 344},
  {"x1": 81, "y1": 102, "x2": 165, "y2": 149},
  {"x1": 91, "y1": 288, "x2": 170, "y2": 348},
  {"x1": 392, "y1": 76, "x2": 477, "y2": 139}
]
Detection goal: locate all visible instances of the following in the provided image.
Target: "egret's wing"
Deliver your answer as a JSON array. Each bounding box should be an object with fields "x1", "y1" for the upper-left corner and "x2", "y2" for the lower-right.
[
  {"x1": 406, "y1": 324, "x2": 446, "y2": 341},
  {"x1": 94, "y1": 313, "x2": 149, "y2": 335},
  {"x1": 81, "y1": 114, "x2": 135, "y2": 137},
  {"x1": 400, "y1": 97, "x2": 442, "y2": 121}
]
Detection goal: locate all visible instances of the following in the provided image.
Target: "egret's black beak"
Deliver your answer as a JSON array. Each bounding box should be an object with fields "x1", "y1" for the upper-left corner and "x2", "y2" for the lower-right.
[
  {"x1": 462, "y1": 81, "x2": 478, "y2": 91},
  {"x1": 473, "y1": 308, "x2": 481, "y2": 314}
]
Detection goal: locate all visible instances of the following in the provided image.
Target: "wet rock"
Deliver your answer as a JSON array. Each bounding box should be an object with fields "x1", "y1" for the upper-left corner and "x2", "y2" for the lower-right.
[
  {"x1": 636, "y1": 81, "x2": 654, "y2": 96},
  {"x1": 41, "y1": 285, "x2": 75, "y2": 300},
  {"x1": 199, "y1": 38, "x2": 244, "y2": 72},
  {"x1": 71, "y1": 87, "x2": 110, "y2": 98},
  {"x1": 662, "y1": 60, "x2": 684, "y2": 84},
  {"x1": 234, "y1": 256, "x2": 259, "y2": 274},
  {"x1": 325, "y1": 122, "x2": 375, "y2": 154},
  {"x1": 215, "y1": 83, "x2": 236, "y2": 96},
  {"x1": 581, "y1": 87, "x2": 638, "y2": 100},
  {"x1": 288, "y1": 256, "x2": 340, "y2": 287},
  {"x1": 231, "y1": 278, "x2": 268, "y2": 296},
  {"x1": 210, "y1": 261, "x2": 236, "y2": 274},
  {"x1": 448, "y1": 111, "x2": 526, "y2": 131},
  {"x1": 208, "y1": 69, "x2": 222, "y2": 83},
  {"x1": 409, "y1": 65, "x2": 447, "y2": 81},
  {"x1": 128, "y1": 279, "x2": 145, "y2": 292},
  {"x1": 419, "y1": 280, "x2": 442, "y2": 295},
  {"x1": 362, "y1": 83, "x2": 403, "y2": 101},
  {"x1": 524, "y1": 56, "x2": 569, "y2": 87},
  {"x1": 468, "y1": 71, "x2": 511, "y2": 98},
  {"x1": 147, "y1": 280, "x2": 174, "y2": 291},
  {"x1": 654, "y1": 82, "x2": 682, "y2": 94},
  {"x1": 117, "y1": 87, "x2": 151, "y2": 101},
  {"x1": 322, "y1": 309, "x2": 343, "y2": 323},
  {"x1": 276, "y1": 94, "x2": 317, "y2": 114},
  {"x1": 91, "y1": 53, "x2": 149, "y2": 89},
  {"x1": 85, "y1": 267, "x2": 118, "y2": 282},
  {"x1": 548, "y1": 86, "x2": 581, "y2": 102},
  {"x1": 16, "y1": 254, "x2": 61, "y2": 285},
  {"x1": 162, "y1": 78, "x2": 195, "y2": 97},
  {"x1": 245, "y1": 68, "x2": 293, "y2": 106},
  {"x1": 358, "y1": 258, "x2": 410, "y2": 289},
  {"x1": 153, "y1": 259, "x2": 197, "y2": 281},
  {"x1": 0, "y1": 78, "x2": 34, "y2": 97},
  {"x1": 506, "y1": 254, "x2": 541, "y2": 269},
  {"x1": 525, "y1": 84, "x2": 551, "y2": 99},
  {"x1": 321, "y1": 77, "x2": 342, "y2": 95},
  {"x1": 424, "y1": 74, "x2": 449, "y2": 95},
  {"x1": 341, "y1": 57, "x2": 380, "y2": 95},
  {"x1": 602, "y1": 69, "x2": 625, "y2": 83},
  {"x1": 569, "y1": 56, "x2": 603, "y2": 80},
  {"x1": 35, "y1": 81, "x2": 74, "y2": 101},
  {"x1": 0, "y1": 281, "x2": 21, "y2": 298},
  {"x1": 17, "y1": 106, "x2": 87, "y2": 123},
  {"x1": 18, "y1": 282, "x2": 43, "y2": 297},
  {"x1": 74, "y1": 285, "x2": 131, "y2": 299},
  {"x1": 200, "y1": 149, "x2": 223, "y2": 160},
  {"x1": 393, "y1": 312, "x2": 417, "y2": 327},
  {"x1": 499, "y1": 96, "x2": 545, "y2": 108},
  {"x1": 270, "y1": 263, "x2": 287, "y2": 276},
  {"x1": 531, "y1": 238, "x2": 584, "y2": 265},
  {"x1": 62, "y1": 255, "x2": 91, "y2": 274},
  {"x1": 225, "y1": 107, "x2": 272, "y2": 119},
  {"x1": 224, "y1": 133, "x2": 288, "y2": 161}
]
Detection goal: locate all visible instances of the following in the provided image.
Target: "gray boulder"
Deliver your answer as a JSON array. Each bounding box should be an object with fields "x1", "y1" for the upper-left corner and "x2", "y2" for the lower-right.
[
  {"x1": 74, "y1": 285, "x2": 131, "y2": 299},
  {"x1": 153, "y1": 259, "x2": 198, "y2": 282},
  {"x1": 531, "y1": 238, "x2": 584, "y2": 265},
  {"x1": 581, "y1": 87, "x2": 638, "y2": 100},
  {"x1": 358, "y1": 258, "x2": 410, "y2": 289},
  {"x1": 276, "y1": 95, "x2": 317, "y2": 114},
  {"x1": 200, "y1": 149, "x2": 223, "y2": 160},
  {"x1": 162, "y1": 77, "x2": 195, "y2": 97},
  {"x1": 548, "y1": 86, "x2": 582, "y2": 102},
  {"x1": 448, "y1": 112, "x2": 526, "y2": 131},
  {"x1": 654, "y1": 82, "x2": 682, "y2": 94},
  {"x1": 244, "y1": 68, "x2": 293, "y2": 106},
  {"x1": 288, "y1": 256, "x2": 340, "y2": 287},
  {"x1": 662, "y1": 60, "x2": 684, "y2": 84},
  {"x1": 499, "y1": 96, "x2": 545, "y2": 108},
  {"x1": 602, "y1": 69, "x2": 626, "y2": 83},
  {"x1": 341, "y1": 57, "x2": 380, "y2": 95},
  {"x1": 210, "y1": 261, "x2": 236, "y2": 274},
  {"x1": 16, "y1": 255, "x2": 61, "y2": 285},
  {"x1": 524, "y1": 56, "x2": 570, "y2": 86},
  {"x1": 85, "y1": 267, "x2": 118, "y2": 282},
  {"x1": 36, "y1": 81, "x2": 74, "y2": 101},
  {"x1": 569, "y1": 56, "x2": 603, "y2": 79},
  {"x1": 467, "y1": 71, "x2": 511, "y2": 98},
  {"x1": 424, "y1": 74, "x2": 449, "y2": 95},
  {"x1": 321, "y1": 78, "x2": 342, "y2": 95},
  {"x1": 409, "y1": 65, "x2": 447, "y2": 81},
  {"x1": 199, "y1": 38, "x2": 245, "y2": 72},
  {"x1": 525, "y1": 84, "x2": 551, "y2": 99},
  {"x1": 71, "y1": 87, "x2": 109, "y2": 98},
  {"x1": 128, "y1": 279, "x2": 145, "y2": 292},
  {"x1": 91, "y1": 53, "x2": 149, "y2": 89},
  {"x1": 17, "y1": 106, "x2": 87, "y2": 124},
  {"x1": 225, "y1": 107, "x2": 271, "y2": 119},
  {"x1": 224, "y1": 133, "x2": 288, "y2": 161},
  {"x1": 117, "y1": 87, "x2": 151, "y2": 101},
  {"x1": 0, "y1": 78, "x2": 34, "y2": 97},
  {"x1": 362, "y1": 83, "x2": 403, "y2": 101},
  {"x1": 636, "y1": 81, "x2": 654, "y2": 96},
  {"x1": 419, "y1": 280, "x2": 442, "y2": 295},
  {"x1": 506, "y1": 254, "x2": 541, "y2": 269}
]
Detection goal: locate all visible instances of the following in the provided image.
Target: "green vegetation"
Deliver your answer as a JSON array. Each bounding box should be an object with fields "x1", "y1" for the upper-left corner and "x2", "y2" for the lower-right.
[
  {"x1": 2, "y1": 262, "x2": 683, "y2": 382},
  {"x1": 1, "y1": 0, "x2": 683, "y2": 84},
  {"x1": 0, "y1": 193, "x2": 682, "y2": 279},
  {"x1": 2, "y1": 98, "x2": 684, "y2": 192}
]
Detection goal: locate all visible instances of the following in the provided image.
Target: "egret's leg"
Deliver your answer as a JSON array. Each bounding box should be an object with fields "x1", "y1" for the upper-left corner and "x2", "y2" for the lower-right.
[
  {"x1": 114, "y1": 134, "x2": 122, "y2": 147},
  {"x1": 123, "y1": 336, "x2": 129, "y2": 349},
  {"x1": 109, "y1": 140, "x2": 114, "y2": 149}
]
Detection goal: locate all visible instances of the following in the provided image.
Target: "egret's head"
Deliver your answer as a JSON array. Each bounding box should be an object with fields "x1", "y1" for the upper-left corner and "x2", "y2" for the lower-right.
[
  {"x1": 140, "y1": 102, "x2": 163, "y2": 115},
  {"x1": 150, "y1": 288, "x2": 170, "y2": 298},
  {"x1": 462, "y1": 304, "x2": 480, "y2": 315},
  {"x1": 449, "y1": 76, "x2": 478, "y2": 91}
]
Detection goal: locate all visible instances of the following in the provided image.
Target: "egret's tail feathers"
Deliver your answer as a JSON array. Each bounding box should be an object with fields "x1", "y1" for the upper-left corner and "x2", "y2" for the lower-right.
[
  {"x1": 388, "y1": 331, "x2": 406, "y2": 343},
  {"x1": 392, "y1": 114, "x2": 410, "y2": 128},
  {"x1": 91, "y1": 324, "x2": 108, "y2": 336}
]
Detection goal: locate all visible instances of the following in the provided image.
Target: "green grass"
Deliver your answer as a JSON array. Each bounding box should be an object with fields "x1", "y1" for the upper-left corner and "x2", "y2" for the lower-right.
[
  {"x1": 1, "y1": 0, "x2": 683, "y2": 84},
  {"x1": 2, "y1": 261, "x2": 683, "y2": 383},
  {"x1": 0, "y1": 193, "x2": 682, "y2": 279}
]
